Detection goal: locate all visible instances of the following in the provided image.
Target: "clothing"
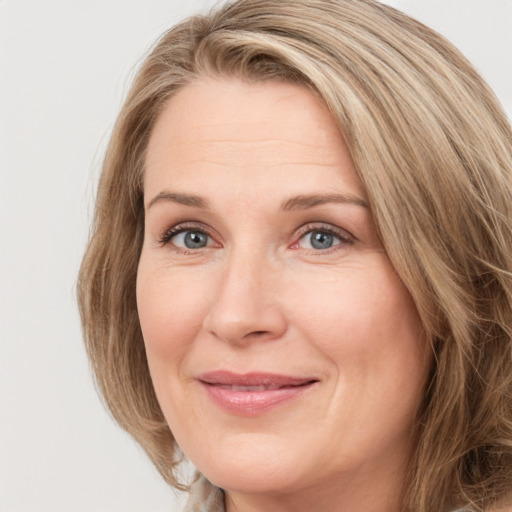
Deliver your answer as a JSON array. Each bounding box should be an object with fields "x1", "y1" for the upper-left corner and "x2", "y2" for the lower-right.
[{"x1": 183, "y1": 474, "x2": 225, "y2": 512}]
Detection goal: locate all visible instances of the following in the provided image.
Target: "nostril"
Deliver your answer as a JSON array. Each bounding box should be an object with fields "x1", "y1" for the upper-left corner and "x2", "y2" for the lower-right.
[
  {"x1": 241, "y1": 330, "x2": 270, "y2": 339},
  {"x1": 203, "y1": 303, "x2": 288, "y2": 345}
]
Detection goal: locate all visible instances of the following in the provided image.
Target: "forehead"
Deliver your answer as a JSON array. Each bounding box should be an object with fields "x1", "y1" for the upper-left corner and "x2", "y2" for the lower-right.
[{"x1": 144, "y1": 77, "x2": 366, "y2": 203}]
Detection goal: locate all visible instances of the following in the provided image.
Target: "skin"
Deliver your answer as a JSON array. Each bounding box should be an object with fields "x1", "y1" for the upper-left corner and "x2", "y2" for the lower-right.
[{"x1": 137, "y1": 77, "x2": 432, "y2": 512}]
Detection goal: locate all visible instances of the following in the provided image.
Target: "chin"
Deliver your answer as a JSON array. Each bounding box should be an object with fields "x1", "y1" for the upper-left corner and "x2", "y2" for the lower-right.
[
  {"x1": 205, "y1": 467, "x2": 298, "y2": 497},
  {"x1": 191, "y1": 435, "x2": 306, "y2": 494}
]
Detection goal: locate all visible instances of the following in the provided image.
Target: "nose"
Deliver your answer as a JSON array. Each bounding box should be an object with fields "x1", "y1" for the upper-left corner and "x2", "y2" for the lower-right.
[{"x1": 202, "y1": 249, "x2": 288, "y2": 345}]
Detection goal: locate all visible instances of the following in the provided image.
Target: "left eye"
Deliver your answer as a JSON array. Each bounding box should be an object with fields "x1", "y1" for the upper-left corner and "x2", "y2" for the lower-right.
[
  {"x1": 171, "y1": 230, "x2": 211, "y2": 249},
  {"x1": 298, "y1": 230, "x2": 342, "y2": 250}
]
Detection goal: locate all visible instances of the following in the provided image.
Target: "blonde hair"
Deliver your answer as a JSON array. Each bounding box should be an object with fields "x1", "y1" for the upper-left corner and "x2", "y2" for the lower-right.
[{"x1": 77, "y1": 1, "x2": 512, "y2": 510}]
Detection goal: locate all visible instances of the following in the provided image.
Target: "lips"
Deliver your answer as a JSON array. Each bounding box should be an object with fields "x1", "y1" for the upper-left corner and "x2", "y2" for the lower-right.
[{"x1": 197, "y1": 371, "x2": 319, "y2": 415}]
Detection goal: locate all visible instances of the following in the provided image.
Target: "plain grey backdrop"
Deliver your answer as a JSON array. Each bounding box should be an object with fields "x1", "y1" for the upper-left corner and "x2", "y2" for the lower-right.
[{"x1": 1, "y1": 1, "x2": 510, "y2": 511}]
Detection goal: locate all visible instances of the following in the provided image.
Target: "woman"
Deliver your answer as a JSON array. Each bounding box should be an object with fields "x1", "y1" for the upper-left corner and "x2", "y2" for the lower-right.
[{"x1": 77, "y1": 0, "x2": 512, "y2": 510}]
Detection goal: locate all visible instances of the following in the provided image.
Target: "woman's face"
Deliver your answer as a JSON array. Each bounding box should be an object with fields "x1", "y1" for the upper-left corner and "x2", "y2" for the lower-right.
[{"x1": 137, "y1": 78, "x2": 431, "y2": 510}]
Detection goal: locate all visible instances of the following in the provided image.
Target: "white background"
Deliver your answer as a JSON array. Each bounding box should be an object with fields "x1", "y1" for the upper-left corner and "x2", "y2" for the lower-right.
[{"x1": 1, "y1": 1, "x2": 510, "y2": 511}]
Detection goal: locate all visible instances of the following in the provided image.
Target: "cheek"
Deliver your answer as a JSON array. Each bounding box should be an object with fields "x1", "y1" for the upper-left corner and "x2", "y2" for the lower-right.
[
  {"x1": 136, "y1": 260, "x2": 218, "y2": 441},
  {"x1": 136, "y1": 263, "x2": 209, "y2": 364},
  {"x1": 286, "y1": 258, "x2": 425, "y2": 372},
  {"x1": 287, "y1": 261, "x2": 429, "y2": 452}
]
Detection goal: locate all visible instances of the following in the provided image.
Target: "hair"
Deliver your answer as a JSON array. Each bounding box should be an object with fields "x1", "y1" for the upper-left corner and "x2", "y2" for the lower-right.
[{"x1": 77, "y1": 1, "x2": 512, "y2": 510}]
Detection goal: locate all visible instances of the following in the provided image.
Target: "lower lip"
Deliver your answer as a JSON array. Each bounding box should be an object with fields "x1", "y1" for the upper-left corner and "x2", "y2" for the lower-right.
[{"x1": 199, "y1": 381, "x2": 317, "y2": 416}]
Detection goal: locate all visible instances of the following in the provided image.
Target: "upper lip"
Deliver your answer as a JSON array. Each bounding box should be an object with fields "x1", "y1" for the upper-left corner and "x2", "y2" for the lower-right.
[{"x1": 197, "y1": 371, "x2": 318, "y2": 388}]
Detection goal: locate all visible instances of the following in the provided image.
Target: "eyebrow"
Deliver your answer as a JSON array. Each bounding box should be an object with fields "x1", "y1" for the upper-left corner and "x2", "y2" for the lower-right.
[
  {"x1": 146, "y1": 191, "x2": 369, "y2": 211},
  {"x1": 147, "y1": 192, "x2": 209, "y2": 210},
  {"x1": 281, "y1": 193, "x2": 369, "y2": 210}
]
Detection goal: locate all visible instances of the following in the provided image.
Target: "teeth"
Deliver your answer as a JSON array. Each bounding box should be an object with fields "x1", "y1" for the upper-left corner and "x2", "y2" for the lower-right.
[
  {"x1": 208, "y1": 381, "x2": 315, "y2": 391},
  {"x1": 218, "y1": 385, "x2": 279, "y2": 391}
]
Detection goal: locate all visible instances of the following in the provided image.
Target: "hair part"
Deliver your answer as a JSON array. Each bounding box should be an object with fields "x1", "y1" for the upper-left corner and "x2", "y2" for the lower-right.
[{"x1": 78, "y1": 1, "x2": 512, "y2": 509}]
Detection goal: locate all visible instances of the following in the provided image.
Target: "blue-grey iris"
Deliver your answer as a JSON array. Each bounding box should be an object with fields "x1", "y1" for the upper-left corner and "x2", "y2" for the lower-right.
[
  {"x1": 310, "y1": 231, "x2": 334, "y2": 249},
  {"x1": 184, "y1": 231, "x2": 208, "y2": 248}
]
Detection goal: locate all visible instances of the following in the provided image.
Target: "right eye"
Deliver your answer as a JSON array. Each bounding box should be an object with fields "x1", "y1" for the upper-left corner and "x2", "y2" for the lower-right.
[
  {"x1": 171, "y1": 230, "x2": 211, "y2": 249},
  {"x1": 159, "y1": 223, "x2": 219, "y2": 252}
]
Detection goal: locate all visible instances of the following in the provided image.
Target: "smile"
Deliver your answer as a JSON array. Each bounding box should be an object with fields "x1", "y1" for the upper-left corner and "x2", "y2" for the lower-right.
[
  {"x1": 215, "y1": 384, "x2": 301, "y2": 391},
  {"x1": 197, "y1": 371, "x2": 319, "y2": 416}
]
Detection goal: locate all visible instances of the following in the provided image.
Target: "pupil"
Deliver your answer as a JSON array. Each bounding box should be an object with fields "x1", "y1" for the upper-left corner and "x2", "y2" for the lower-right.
[
  {"x1": 311, "y1": 231, "x2": 333, "y2": 249},
  {"x1": 184, "y1": 231, "x2": 207, "y2": 248}
]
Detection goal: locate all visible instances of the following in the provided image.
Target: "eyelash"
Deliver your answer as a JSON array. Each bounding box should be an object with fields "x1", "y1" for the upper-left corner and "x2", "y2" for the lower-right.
[
  {"x1": 158, "y1": 222, "x2": 215, "y2": 248},
  {"x1": 158, "y1": 221, "x2": 355, "y2": 253},
  {"x1": 293, "y1": 223, "x2": 355, "y2": 252}
]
